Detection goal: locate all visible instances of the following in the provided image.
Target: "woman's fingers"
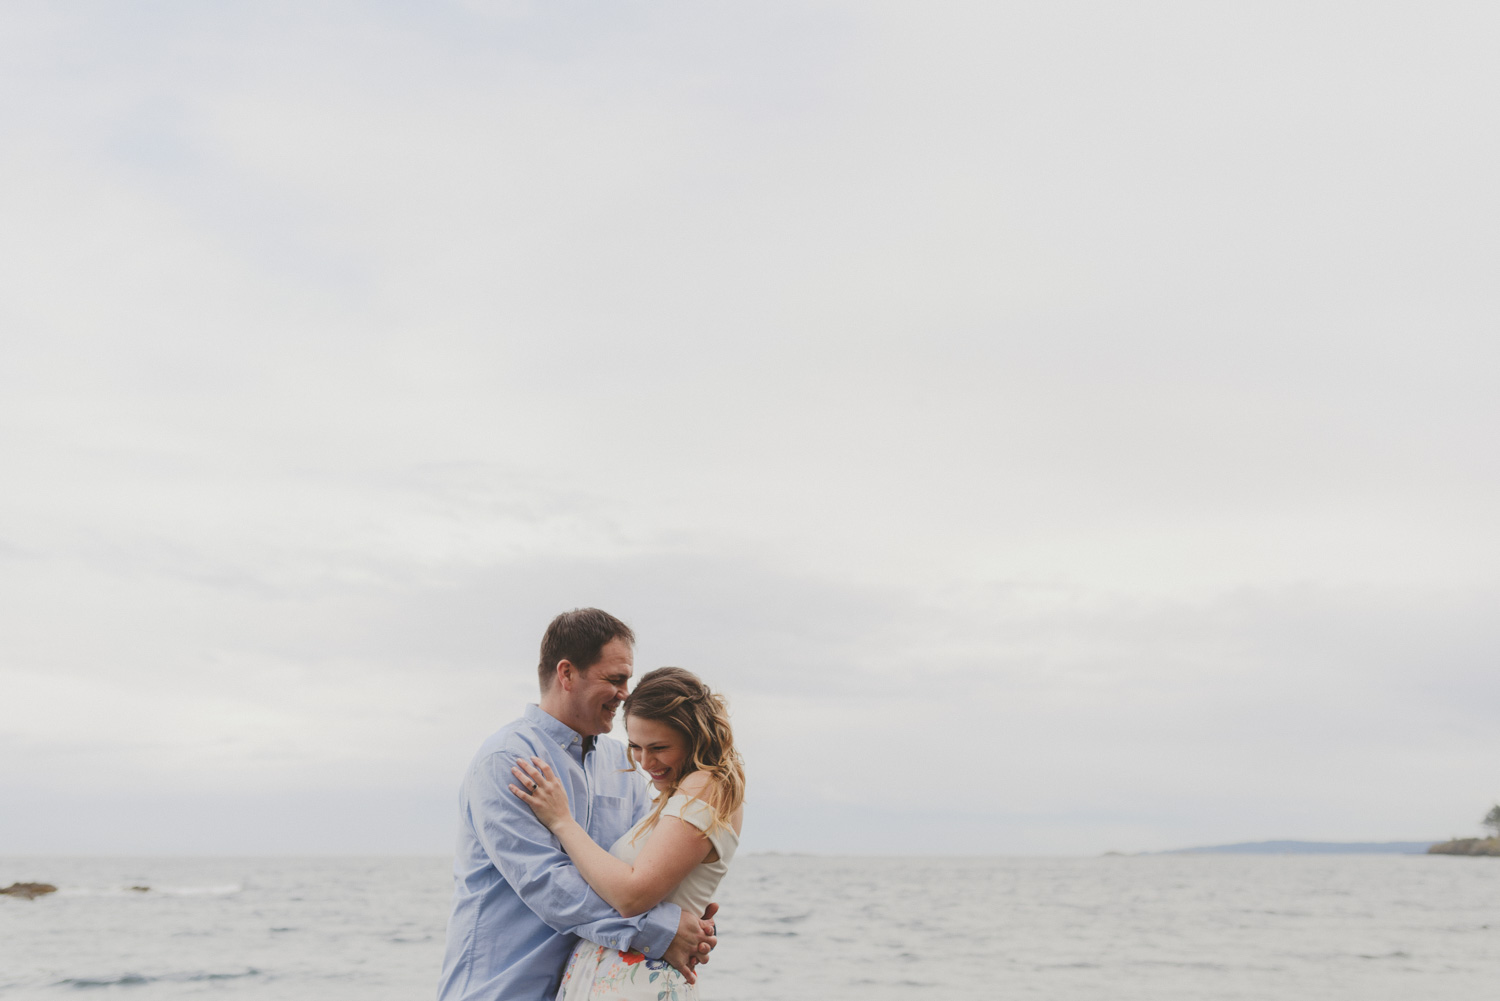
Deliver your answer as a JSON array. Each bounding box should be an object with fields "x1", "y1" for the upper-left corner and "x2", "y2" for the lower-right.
[
  {"x1": 510, "y1": 756, "x2": 564, "y2": 799},
  {"x1": 511, "y1": 762, "x2": 543, "y2": 793}
]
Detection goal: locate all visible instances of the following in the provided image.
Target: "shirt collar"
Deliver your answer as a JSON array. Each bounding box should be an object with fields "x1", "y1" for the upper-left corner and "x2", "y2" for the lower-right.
[{"x1": 524, "y1": 703, "x2": 594, "y2": 755}]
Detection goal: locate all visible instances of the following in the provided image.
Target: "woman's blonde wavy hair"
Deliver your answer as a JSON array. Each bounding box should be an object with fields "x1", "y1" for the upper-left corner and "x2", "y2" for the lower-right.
[{"x1": 624, "y1": 667, "x2": 745, "y2": 840}]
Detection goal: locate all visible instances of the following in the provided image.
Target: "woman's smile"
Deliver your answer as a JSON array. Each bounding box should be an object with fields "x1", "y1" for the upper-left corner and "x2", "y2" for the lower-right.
[{"x1": 626, "y1": 715, "x2": 690, "y2": 791}]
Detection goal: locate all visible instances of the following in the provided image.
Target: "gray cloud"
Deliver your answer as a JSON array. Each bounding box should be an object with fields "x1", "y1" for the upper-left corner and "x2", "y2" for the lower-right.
[{"x1": 3, "y1": 0, "x2": 1498, "y2": 855}]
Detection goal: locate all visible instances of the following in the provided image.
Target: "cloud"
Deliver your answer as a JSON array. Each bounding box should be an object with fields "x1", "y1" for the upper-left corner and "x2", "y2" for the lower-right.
[
  {"x1": 5, "y1": 513, "x2": 1497, "y2": 852},
  {"x1": 2, "y1": 0, "x2": 1498, "y2": 853}
]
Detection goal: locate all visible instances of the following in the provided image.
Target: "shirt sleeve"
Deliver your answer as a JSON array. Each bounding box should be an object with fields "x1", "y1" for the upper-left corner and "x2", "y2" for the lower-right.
[
  {"x1": 660, "y1": 794, "x2": 715, "y2": 832},
  {"x1": 661, "y1": 794, "x2": 734, "y2": 866},
  {"x1": 466, "y1": 749, "x2": 682, "y2": 957}
]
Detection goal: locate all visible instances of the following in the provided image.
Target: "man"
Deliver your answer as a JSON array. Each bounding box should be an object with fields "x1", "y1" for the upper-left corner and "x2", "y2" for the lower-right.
[{"x1": 437, "y1": 608, "x2": 717, "y2": 1001}]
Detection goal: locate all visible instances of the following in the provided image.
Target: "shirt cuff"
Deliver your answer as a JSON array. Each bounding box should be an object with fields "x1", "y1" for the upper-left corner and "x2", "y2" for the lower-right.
[{"x1": 635, "y1": 900, "x2": 683, "y2": 958}]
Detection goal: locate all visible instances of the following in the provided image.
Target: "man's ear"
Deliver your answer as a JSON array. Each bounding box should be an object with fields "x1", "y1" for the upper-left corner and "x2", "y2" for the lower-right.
[{"x1": 555, "y1": 659, "x2": 575, "y2": 692}]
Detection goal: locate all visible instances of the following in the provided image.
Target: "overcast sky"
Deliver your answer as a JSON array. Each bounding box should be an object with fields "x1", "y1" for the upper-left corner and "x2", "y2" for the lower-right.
[{"x1": 3, "y1": 0, "x2": 1498, "y2": 856}]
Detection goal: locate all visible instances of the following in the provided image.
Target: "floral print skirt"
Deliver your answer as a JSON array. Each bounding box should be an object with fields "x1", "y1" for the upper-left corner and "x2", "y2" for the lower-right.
[{"x1": 556, "y1": 939, "x2": 699, "y2": 1001}]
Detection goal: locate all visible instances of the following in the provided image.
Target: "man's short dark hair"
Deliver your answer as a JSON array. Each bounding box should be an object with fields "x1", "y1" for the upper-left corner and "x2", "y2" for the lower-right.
[{"x1": 537, "y1": 608, "x2": 635, "y2": 691}]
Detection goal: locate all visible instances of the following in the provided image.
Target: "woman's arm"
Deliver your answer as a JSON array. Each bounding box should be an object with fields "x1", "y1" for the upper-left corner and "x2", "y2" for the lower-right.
[{"x1": 510, "y1": 757, "x2": 713, "y2": 917}]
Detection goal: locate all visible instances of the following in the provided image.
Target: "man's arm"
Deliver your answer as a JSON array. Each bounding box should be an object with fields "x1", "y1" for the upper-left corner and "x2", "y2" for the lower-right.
[{"x1": 467, "y1": 749, "x2": 681, "y2": 957}]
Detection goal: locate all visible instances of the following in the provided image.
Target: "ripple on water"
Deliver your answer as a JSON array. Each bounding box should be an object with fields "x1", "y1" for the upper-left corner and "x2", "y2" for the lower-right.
[{"x1": 58, "y1": 969, "x2": 262, "y2": 989}]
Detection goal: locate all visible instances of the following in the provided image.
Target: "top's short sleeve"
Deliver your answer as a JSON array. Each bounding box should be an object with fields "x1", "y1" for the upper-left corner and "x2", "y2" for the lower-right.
[
  {"x1": 660, "y1": 794, "x2": 715, "y2": 833},
  {"x1": 654, "y1": 793, "x2": 738, "y2": 906}
]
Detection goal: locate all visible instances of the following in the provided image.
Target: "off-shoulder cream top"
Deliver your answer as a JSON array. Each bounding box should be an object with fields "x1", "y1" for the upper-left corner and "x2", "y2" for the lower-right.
[{"x1": 606, "y1": 794, "x2": 738, "y2": 918}]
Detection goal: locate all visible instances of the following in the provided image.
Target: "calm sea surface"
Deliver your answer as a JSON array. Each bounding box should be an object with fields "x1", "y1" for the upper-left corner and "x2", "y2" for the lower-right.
[{"x1": 2, "y1": 854, "x2": 1497, "y2": 999}]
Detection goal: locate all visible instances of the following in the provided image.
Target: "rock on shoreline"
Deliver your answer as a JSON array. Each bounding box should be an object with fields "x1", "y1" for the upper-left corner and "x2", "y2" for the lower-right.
[
  {"x1": 1427, "y1": 837, "x2": 1500, "y2": 856},
  {"x1": 1, "y1": 882, "x2": 58, "y2": 900}
]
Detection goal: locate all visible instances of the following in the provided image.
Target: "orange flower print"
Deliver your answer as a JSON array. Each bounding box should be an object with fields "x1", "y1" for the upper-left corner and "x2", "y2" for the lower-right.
[{"x1": 619, "y1": 951, "x2": 646, "y2": 965}]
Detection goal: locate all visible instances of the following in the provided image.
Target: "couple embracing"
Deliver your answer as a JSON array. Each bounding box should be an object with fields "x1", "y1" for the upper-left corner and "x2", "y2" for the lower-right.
[{"x1": 437, "y1": 608, "x2": 745, "y2": 1001}]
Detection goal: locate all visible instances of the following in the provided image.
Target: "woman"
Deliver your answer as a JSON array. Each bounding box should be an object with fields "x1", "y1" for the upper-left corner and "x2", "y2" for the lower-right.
[{"x1": 509, "y1": 666, "x2": 746, "y2": 1001}]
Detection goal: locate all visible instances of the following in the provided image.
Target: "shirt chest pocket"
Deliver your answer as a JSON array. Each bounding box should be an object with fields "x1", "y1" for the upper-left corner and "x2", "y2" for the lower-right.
[{"x1": 588, "y1": 794, "x2": 633, "y2": 844}]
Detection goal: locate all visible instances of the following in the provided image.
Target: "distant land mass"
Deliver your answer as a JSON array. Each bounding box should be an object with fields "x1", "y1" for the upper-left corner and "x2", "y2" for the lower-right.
[
  {"x1": 1160, "y1": 840, "x2": 1437, "y2": 855},
  {"x1": 1427, "y1": 837, "x2": 1500, "y2": 856}
]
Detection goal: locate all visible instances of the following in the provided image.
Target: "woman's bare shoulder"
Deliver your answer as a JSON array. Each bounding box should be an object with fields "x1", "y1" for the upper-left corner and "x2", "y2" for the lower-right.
[
  {"x1": 675, "y1": 771, "x2": 743, "y2": 836},
  {"x1": 676, "y1": 770, "x2": 714, "y2": 798}
]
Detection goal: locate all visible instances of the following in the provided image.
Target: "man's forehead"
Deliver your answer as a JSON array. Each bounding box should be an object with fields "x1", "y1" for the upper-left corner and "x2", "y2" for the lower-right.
[
  {"x1": 594, "y1": 643, "x2": 632, "y2": 679},
  {"x1": 603, "y1": 638, "x2": 632, "y2": 666}
]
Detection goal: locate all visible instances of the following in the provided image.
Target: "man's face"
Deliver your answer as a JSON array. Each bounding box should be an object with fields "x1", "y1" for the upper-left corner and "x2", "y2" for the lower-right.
[{"x1": 562, "y1": 637, "x2": 634, "y2": 736}]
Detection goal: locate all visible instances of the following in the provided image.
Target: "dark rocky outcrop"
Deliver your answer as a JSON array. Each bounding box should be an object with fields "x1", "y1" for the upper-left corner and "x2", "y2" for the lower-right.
[
  {"x1": 1427, "y1": 837, "x2": 1500, "y2": 856},
  {"x1": 1, "y1": 882, "x2": 58, "y2": 899}
]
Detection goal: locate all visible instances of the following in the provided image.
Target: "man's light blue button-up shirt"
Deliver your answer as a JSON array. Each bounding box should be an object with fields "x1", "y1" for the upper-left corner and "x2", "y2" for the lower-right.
[{"x1": 437, "y1": 704, "x2": 682, "y2": 1001}]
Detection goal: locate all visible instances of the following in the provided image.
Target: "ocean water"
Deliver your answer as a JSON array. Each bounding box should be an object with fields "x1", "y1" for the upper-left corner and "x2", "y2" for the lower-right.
[{"x1": 2, "y1": 854, "x2": 1497, "y2": 999}]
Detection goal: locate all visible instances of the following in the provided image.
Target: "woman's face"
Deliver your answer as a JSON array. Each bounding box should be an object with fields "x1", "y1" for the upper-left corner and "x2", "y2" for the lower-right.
[{"x1": 626, "y1": 715, "x2": 690, "y2": 791}]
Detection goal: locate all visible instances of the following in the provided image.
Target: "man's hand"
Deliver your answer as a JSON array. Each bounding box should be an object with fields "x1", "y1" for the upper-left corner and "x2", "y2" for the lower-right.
[{"x1": 663, "y1": 902, "x2": 719, "y2": 983}]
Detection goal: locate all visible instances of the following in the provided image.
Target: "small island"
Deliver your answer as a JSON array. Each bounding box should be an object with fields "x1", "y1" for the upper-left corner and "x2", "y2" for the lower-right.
[
  {"x1": 1427, "y1": 805, "x2": 1500, "y2": 856},
  {"x1": 1, "y1": 882, "x2": 58, "y2": 900},
  {"x1": 1427, "y1": 838, "x2": 1500, "y2": 856}
]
